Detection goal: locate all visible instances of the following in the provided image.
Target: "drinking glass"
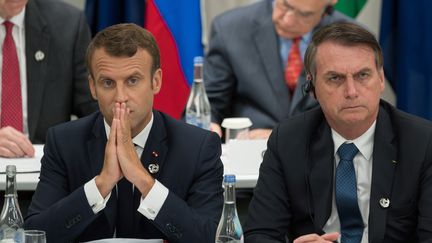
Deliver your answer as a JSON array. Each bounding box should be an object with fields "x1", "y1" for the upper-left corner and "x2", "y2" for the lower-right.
[{"x1": 24, "y1": 230, "x2": 46, "y2": 243}]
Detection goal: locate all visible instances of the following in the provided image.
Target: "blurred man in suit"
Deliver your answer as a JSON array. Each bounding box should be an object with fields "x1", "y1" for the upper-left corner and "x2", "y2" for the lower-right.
[
  {"x1": 0, "y1": 0, "x2": 97, "y2": 158},
  {"x1": 244, "y1": 22, "x2": 432, "y2": 242},
  {"x1": 25, "y1": 23, "x2": 223, "y2": 243},
  {"x1": 205, "y1": 0, "x2": 353, "y2": 139}
]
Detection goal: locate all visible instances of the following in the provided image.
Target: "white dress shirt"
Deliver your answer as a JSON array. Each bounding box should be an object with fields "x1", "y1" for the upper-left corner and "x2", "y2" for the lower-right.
[
  {"x1": 0, "y1": 8, "x2": 29, "y2": 136},
  {"x1": 84, "y1": 113, "x2": 169, "y2": 221},
  {"x1": 323, "y1": 121, "x2": 376, "y2": 243}
]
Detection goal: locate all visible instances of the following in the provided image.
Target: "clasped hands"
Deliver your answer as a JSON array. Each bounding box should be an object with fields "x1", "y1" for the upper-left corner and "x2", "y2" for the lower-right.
[{"x1": 95, "y1": 102, "x2": 154, "y2": 198}]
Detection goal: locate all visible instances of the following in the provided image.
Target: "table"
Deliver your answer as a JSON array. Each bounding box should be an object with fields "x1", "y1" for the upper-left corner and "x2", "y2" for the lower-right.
[{"x1": 0, "y1": 140, "x2": 267, "y2": 191}]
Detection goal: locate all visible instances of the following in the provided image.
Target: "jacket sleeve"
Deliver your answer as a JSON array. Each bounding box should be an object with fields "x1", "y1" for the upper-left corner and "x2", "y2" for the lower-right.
[
  {"x1": 244, "y1": 126, "x2": 292, "y2": 243},
  {"x1": 150, "y1": 132, "x2": 224, "y2": 243},
  {"x1": 204, "y1": 16, "x2": 237, "y2": 125},
  {"x1": 24, "y1": 128, "x2": 101, "y2": 243}
]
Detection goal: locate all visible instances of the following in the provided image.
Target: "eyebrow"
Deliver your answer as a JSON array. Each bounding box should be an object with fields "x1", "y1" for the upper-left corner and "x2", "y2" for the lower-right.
[{"x1": 324, "y1": 68, "x2": 373, "y2": 77}]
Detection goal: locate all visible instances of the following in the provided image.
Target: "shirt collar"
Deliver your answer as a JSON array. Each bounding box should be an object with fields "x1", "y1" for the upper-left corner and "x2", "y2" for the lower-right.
[
  {"x1": 0, "y1": 6, "x2": 26, "y2": 29},
  {"x1": 103, "y1": 112, "x2": 154, "y2": 149},
  {"x1": 331, "y1": 121, "x2": 376, "y2": 161}
]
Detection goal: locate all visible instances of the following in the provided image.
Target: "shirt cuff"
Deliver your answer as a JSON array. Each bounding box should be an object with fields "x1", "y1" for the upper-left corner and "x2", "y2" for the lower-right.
[
  {"x1": 84, "y1": 177, "x2": 111, "y2": 214},
  {"x1": 137, "y1": 179, "x2": 169, "y2": 220}
]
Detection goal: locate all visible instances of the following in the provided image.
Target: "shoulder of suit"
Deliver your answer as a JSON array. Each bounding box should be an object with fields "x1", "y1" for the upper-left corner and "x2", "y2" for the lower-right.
[
  {"x1": 381, "y1": 100, "x2": 432, "y2": 133},
  {"x1": 156, "y1": 111, "x2": 214, "y2": 137},
  {"x1": 31, "y1": 0, "x2": 83, "y2": 16},
  {"x1": 277, "y1": 106, "x2": 324, "y2": 133}
]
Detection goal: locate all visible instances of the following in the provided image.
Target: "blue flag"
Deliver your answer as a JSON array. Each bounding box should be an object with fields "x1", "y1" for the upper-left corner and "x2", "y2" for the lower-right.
[
  {"x1": 85, "y1": 0, "x2": 144, "y2": 36},
  {"x1": 380, "y1": 0, "x2": 432, "y2": 119}
]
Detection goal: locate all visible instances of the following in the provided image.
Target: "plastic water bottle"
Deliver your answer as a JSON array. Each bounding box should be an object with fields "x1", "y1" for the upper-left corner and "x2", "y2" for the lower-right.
[
  {"x1": 185, "y1": 56, "x2": 211, "y2": 130},
  {"x1": 215, "y1": 174, "x2": 243, "y2": 243},
  {"x1": 0, "y1": 165, "x2": 24, "y2": 243}
]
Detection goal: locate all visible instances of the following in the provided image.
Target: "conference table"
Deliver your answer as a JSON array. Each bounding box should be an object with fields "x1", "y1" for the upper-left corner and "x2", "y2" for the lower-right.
[{"x1": 0, "y1": 140, "x2": 267, "y2": 191}]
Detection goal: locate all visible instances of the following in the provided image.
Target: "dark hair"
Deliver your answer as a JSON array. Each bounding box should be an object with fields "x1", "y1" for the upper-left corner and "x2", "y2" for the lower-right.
[
  {"x1": 86, "y1": 23, "x2": 160, "y2": 78},
  {"x1": 304, "y1": 22, "x2": 383, "y2": 84}
]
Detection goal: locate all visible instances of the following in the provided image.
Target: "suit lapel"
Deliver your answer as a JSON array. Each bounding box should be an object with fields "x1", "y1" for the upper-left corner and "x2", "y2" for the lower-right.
[
  {"x1": 368, "y1": 105, "x2": 397, "y2": 242},
  {"x1": 252, "y1": 1, "x2": 290, "y2": 109},
  {"x1": 308, "y1": 119, "x2": 334, "y2": 231},
  {"x1": 133, "y1": 111, "x2": 168, "y2": 225},
  {"x1": 25, "y1": 0, "x2": 51, "y2": 139}
]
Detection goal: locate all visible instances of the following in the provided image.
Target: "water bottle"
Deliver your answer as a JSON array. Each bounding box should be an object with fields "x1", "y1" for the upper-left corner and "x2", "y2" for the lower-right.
[
  {"x1": 215, "y1": 174, "x2": 243, "y2": 243},
  {"x1": 185, "y1": 56, "x2": 211, "y2": 130},
  {"x1": 0, "y1": 165, "x2": 24, "y2": 243}
]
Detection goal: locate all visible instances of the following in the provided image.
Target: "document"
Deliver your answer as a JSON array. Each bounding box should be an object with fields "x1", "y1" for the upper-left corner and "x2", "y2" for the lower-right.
[{"x1": 0, "y1": 144, "x2": 44, "y2": 174}]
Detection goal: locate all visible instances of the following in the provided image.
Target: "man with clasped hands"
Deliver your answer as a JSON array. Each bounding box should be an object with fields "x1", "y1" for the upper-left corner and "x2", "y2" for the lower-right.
[{"x1": 25, "y1": 23, "x2": 223, "y2": 243}]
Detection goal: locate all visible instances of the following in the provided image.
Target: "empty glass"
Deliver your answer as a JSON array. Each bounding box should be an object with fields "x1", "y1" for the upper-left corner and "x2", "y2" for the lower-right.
[{"x1": 24, "y1": 230, "x2": 46, "y2": 243}]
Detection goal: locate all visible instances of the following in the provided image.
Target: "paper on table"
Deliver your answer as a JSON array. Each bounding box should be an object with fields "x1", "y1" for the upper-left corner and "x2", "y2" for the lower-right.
[{"x1": 0, "y1": 144, "x2": 43, "y2": 174}]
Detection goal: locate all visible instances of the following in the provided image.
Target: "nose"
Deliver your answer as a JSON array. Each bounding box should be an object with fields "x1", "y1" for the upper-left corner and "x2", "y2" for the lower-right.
[
  {"x1": 344, "y1": 77, "x2": 358, "y2": 99},
  {"x1": 281, "y1": 10, "x2": 297, "y2": 26},
  {"x1": 115, "y1": 85, "x2": 128, "y2": 103}
]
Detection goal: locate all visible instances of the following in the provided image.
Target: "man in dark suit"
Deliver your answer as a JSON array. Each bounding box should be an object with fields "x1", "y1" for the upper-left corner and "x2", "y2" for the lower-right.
[
  {"x1": 244, "y1": 22, "x2": 432, "y2": 242},
  {"x1": 0, "y1": 0, "x2": 97, "y2": 158},
  {"x1": 24, "y1": 23, "x2": 223, "y2": 242},
  {"x1": 204, "y1": 0, "x2": 352, "y2": 139}
]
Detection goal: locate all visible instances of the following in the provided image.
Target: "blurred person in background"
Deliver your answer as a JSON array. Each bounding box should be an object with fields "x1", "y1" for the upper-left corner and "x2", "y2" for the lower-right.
[
  {"x1": 204, "y1": 0, "x2": 353, "y2": 139},
  {"x1": 0, "y1": 0, "x2": 97, "y2": 158}
]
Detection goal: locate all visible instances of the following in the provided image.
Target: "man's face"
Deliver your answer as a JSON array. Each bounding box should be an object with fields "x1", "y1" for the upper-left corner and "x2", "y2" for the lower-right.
[
  {"x1": 314, "y1": 41, "x2": 384, "y2": 138},
  {"x1": 89, "y1": 48, "x2": 162, "y2": 137},
  {"x1": 272, "y1": 0, "x2": 332, "y2": 39},
  {"x1": 0, "y1": 0, "x2": 27, "y2": 19}
]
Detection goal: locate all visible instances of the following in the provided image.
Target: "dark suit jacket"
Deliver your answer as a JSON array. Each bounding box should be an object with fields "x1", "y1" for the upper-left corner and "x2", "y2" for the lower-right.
[
  {"x1": 244, "y1": 101, "x2": 432, "y2": 243},
  {"x1": 25, "y1": 0, "x2": 97, "y2": 143},
  {"x1": 204, "y1": 0, "x2": 352, "y2": 129},
  {"x1": 24, "y1": 111, "x2": 224, "y2": 243}
]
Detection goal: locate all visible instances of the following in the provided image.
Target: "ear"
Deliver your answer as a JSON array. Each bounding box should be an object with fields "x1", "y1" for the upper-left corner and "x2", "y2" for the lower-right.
[
  {"x1": 88, "y1": 74, "x2": 98, "y2": 100},
  {"x1": 331, "y1": 0, "x2": 338, "y2": 5},
  {"x1": 152, "y1": 68, "x2": 162, "y2": 94}
]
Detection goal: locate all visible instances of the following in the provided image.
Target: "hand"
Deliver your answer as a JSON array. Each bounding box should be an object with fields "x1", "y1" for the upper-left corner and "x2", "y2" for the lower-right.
[
  {"x1": 249, "y1": 128, "x2": 272, "y2": 139},
  {"x1": 210, "y1": 122, "x2": 222, "y2": 137},
  {"x1": 95, "y1": 105, "x2": 123, "y2": 197},
  {"x1": 115, "y1": 103, "x2": 154, "y2": 196},
  {"x1": 0, "y1": 126, "x2": 34, "y2": 158},
  {"x1": 293, "y1": 232, "x2": 340, "y2": 243}
]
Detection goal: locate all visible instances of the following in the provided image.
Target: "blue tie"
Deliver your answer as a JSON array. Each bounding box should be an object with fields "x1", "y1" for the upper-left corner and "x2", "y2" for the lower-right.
[{"x1": 335, "y1": 143, "x2": 364, "y2": 243}]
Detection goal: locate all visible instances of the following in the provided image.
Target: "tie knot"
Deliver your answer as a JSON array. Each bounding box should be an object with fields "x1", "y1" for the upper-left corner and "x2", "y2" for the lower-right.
[
  {"x1": 3, "y1": 21, "x2": 13, "y2": 34},
  {"x1": 292, "y1": 37, "x2": 301, "y2": 45},
  {"x1": 337, "y1": 143, "x2": 359, "y2": 161}
]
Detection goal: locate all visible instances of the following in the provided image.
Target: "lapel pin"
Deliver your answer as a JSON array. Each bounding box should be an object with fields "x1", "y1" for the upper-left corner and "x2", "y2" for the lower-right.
[
  {"x1": 35, "y1": 50, "x2": 45, "y2": 61},
  {"x1": 392, "y1": 160, "x2": 397, "y2": 164},
  {"x1": 148, "y1": 163, "x2": 159, "y2": 174},
  {"x1": 379, "y1": 198, "x2": 390, "y2": 208},
  {"x1": 152, "y1": 151, "x2": 159, "y2": 157}
]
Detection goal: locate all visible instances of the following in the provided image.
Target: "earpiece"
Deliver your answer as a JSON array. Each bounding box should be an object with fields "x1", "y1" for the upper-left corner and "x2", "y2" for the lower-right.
[
  {"x1": 325, "y1": 5, "x2": 334, "y2": 15},
  {"x1": 302, "y1": 74, "x2": 316, "y2": 98}
]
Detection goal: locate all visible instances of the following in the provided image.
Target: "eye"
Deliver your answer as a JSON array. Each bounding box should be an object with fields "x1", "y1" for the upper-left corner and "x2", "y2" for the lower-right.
[
  {"x1": 328, "y1": 75, "x2": 341, "y2": 82},
  {"x1": 127, "y1": 77, "x2": 139, "y2": 86},
  {"x1": 355, "y1": 71, "x2": 371, "y2": 81},
  {"x1": 298, "y1": 11, "x2": 314, "y2": 18},
  {"x1": 101, "y1": 79, "x2": 114, "y2": 88}
]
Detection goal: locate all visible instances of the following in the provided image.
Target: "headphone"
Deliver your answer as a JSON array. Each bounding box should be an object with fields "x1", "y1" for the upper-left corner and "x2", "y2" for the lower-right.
[
  {"x1": 324, "y1": 5, "x2": 334, "y2": 15},
  {"x1": 302, "y1": 74, "x2": 316, "y2": 98}
]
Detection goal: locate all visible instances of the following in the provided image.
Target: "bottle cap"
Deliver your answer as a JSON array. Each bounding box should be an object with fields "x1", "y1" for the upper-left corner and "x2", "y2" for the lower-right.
[
  {"x1": 5, "y1": 165, "x2": 16, "y2": 177},
  {"x1": 221, "y1": 117, "x2": 252, "y2": 129},
  {"x1": 224, "y1": 174, "x2": 236, "y2": 183},
  {"x1": 194, "y1": 56, "x2": 203, "y2": 64}
]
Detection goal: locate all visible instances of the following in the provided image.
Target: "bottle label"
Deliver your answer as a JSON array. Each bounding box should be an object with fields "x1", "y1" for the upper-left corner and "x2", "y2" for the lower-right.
[{"x1": 185, "y1": 114, "x2": 210, "y2": 130}]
